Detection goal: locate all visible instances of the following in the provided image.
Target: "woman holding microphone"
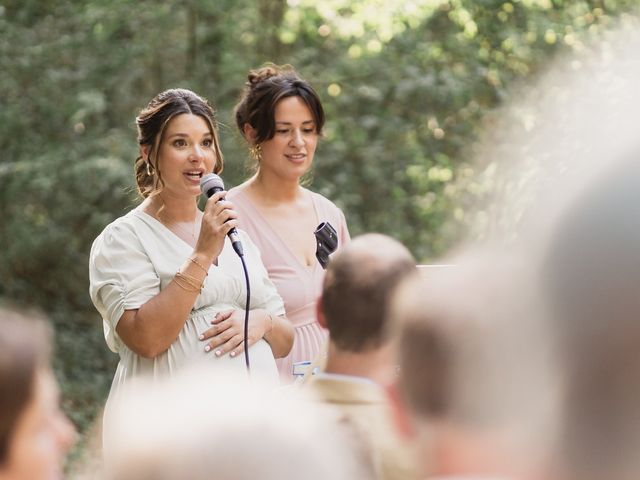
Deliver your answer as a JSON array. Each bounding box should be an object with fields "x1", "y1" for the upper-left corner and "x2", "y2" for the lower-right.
[{"x1": 89, "y1": 89, "x2": 293, "y2": 404}]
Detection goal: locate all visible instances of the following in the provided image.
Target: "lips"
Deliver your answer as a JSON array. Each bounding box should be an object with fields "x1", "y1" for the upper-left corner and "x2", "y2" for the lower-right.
[
  {"x1": 184, "y1": 170, "x2": 204, "y2": 182},
  {"x1": 285, "y1": 153, "x2": 306, "y2": 163}
]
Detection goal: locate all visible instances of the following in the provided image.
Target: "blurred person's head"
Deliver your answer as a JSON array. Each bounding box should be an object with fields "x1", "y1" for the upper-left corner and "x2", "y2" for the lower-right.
[
  {"x1": 542, "y1": 154, "x2": 640, "y2": 480},
  {"x1": 388, "y1": 249, "x2": 553, "y2": 480},
  {"x1": 134, "y1": 88, "x2": 224, "y2": 198},
  {"x1": 460, "y1": 23, "x2": 640, "y2": 480},
  {"x1": 310, "y1": 234, "x2": 418, "y2": 480},
  {"x1": 234, "y1": 64, "x2": 325, "y2": 179},
  {"x1": 0, "y1": 308, "x2": 75, "y2": 480},
  {"x1": 463, "y1": 25, "x2": 640, "y2": 250},
  {"x1": 319, "y1": 233, "x2": 415, "y2": 353},
  {"x1": 102, "y1": 366, "x2": 373, "y2": 480}
]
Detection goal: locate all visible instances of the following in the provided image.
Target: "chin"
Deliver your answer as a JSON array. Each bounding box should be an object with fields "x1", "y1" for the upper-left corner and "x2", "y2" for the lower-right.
[{"x1": 293, "y1": 164, "x2": 312, "y2": 177}]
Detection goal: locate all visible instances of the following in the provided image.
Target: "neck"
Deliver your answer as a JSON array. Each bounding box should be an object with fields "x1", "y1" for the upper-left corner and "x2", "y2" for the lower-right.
[
  {"x1": 145, "y1": 193, "x2": 199, "y2": 222},
  {"x1": 323, "y1": 342, "x2": 395, "y2": 386},
  {"x1": 251, "y1": 170, "x2": 302, "y2": 203}
]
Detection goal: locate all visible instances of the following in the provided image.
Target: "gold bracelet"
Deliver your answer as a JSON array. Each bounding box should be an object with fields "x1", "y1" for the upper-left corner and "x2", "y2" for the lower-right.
[
  {"x1": 175, "y1": 276, "x2": 200, "y2": 292},
  {"x1": 175, "y1": 271, "x2": 204, "y2": 292},
  {"x1": 174, "y1": 275, "x2": 200, "y2": 292},
  {"x1": 178, "y1": 270, "x2": 205, "y2": 288},
  {"x1": 188, "y1": 257, "x2": 209, "y2": 275}
]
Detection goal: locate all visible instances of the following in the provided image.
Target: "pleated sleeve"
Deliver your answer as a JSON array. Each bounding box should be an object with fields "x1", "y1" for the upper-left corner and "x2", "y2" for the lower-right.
[{"x1": 89, "y1": 219, "x2": 160, "y2": 353}]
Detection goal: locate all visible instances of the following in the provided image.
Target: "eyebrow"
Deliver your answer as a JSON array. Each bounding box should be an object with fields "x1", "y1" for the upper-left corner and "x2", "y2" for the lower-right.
[
  {"x1": 167, "y1": 132, "x2": 212, "y2": 138},
  {"x1": 275, "y1": 120, "x2": 315, "y2": 125}
]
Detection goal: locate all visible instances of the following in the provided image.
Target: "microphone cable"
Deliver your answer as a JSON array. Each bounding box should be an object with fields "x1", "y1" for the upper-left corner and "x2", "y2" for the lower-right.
[
  {"x1": 200, "y1": 173, "x2": 251, "y2": 374},
  {"x1": 236, "y1": 248, "x2": 251, "y2": 373}
]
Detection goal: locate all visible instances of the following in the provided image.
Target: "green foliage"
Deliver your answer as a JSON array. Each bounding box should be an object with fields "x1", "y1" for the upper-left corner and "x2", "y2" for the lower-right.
[
  {"x1": 1, "y1": 0, "x2": 637, "y2": 439},
  {"x1": 287, "y1": 0, "x2": 639, "y2": 258},
  {"x1": 0, "y1": 150, "x2": 137, "y2": 309},
  {"x1": 51, "y1": 309, "x2": 118, "y2": 437}
]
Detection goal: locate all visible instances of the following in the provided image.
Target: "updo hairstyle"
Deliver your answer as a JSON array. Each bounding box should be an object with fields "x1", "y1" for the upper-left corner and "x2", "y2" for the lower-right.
[
  {"x1": 234, "y1": 64, "x2": 325, "y2": 148},
  {"x1": 134, "y1": 88, "x2": 224, "y2": 198}
]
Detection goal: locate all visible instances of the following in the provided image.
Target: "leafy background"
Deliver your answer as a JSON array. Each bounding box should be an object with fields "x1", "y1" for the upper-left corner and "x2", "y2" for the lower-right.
[{"x1": 1, "y1": 0, "x2": 638, "y2": 454}]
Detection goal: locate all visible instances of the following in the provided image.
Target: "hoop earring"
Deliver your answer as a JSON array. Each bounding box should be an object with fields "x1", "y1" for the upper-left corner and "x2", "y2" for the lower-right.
[
  {"x1": 146, "y1": 158, "x2": 155, "y2": 176},
  {"x1": 249, "y1": 144, "x2": 262, "y2": 162}
]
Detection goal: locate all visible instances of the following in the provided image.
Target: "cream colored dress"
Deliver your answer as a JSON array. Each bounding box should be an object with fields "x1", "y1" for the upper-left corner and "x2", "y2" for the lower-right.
[{"x1": 89, "y1": 208, "x2": 285, "y2": 400}]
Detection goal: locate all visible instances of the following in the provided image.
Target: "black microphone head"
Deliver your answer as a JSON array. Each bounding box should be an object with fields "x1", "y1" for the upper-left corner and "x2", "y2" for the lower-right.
[{"x1": 200, "y1": 173, "x2": 224, "y2": 198}]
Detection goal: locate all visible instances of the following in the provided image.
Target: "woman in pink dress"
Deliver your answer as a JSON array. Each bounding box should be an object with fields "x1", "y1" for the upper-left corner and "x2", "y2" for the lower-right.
[{"x1": 228, "y1": 64, "x2": 350, "y2": 383}]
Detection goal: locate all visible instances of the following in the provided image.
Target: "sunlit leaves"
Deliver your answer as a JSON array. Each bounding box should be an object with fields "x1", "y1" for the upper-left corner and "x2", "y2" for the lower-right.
[{"x1": 281, "y1": 0, "x2": 448, "y2": 48}]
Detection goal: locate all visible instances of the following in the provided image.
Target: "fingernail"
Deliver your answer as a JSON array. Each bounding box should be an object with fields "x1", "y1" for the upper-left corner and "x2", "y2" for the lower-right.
[
  {"x1": 199, "y1": 334, "x2": 204, "y2": 340},
  {"x1": 205, "y1": 345, "x2": 211, "y2": 352},
  {"x1": 230, "y1": 352, "x2": 236, "y2": 357},
  {"x1": 215, "y1": 350, "x2": 221, "y2": 357}
]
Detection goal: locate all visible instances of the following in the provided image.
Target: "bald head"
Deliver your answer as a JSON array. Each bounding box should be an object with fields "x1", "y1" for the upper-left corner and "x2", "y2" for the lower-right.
[{"x1": 321, "y1": 234, "x2": 415, "y2": 352}]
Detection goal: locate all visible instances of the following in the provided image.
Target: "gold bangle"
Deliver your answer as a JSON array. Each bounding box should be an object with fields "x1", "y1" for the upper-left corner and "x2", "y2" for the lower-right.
[
  {"x1": 174, "y1": 275, "x2": 200, "y2": 292},
  {"x1": 178, "y1": 270, "x2": 205, "y2": 288},
  {"x1": 175, "y1": 271, "x2": 204, "y2": 292},
  {"x1": 189, "y1": 257, "x2": 209, "y2": 275},
  {"x1": 175, "y1": 273, "x2": 200, "y2": 290}
]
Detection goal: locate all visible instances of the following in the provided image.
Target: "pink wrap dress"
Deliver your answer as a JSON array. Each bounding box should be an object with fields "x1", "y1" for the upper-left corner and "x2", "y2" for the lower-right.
[{"x1": 227, "y1": 187, "x2": 350, "y2": 383}]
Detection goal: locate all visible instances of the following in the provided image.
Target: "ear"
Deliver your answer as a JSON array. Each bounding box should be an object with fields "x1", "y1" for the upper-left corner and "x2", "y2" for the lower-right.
[
  {"x1": 316, "y1": 296, "x2": 327, "y2": 329},
  {"x1": 385, "y1": 381, "x2": 417, "y2": 440},
  {"x1": 243, "y1": 123, "x2": 257, "y2": 144},
  {"x1": 140, "y1": 144, "x2": 151, "y2": 162}
]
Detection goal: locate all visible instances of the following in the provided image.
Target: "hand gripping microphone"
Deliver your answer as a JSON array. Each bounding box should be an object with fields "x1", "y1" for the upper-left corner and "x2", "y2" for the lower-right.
[{"x1": 200, "y1": 173, "x2": 244, "y2": 257}]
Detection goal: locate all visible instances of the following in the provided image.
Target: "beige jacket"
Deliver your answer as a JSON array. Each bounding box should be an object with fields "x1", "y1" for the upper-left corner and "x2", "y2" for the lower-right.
[{"x1": 307, "y1": 374, "x2": 418, "y2": 480}]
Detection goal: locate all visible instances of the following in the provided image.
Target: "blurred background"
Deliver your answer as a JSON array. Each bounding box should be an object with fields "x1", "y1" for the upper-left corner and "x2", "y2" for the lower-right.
[{"x1": 1, "y1": 0, "x2": 638, "y2": 454}]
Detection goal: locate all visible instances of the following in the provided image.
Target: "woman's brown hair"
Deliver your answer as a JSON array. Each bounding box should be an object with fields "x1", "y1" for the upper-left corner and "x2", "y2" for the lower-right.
[
  {"x1": 234, "y1": 64, "x2": 325, "y2": 150},
  {"x1": 135, "y1": 88, "x2": 224, "y2": 198}
]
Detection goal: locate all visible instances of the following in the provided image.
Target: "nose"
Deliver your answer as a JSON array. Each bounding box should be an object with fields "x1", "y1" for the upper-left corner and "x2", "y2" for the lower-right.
[
  {"x1": 289, "y1": 129, "x2": 305, "y2": 148},
  {"x1": 191, "y1": 144, "x2": 206, "y2": 162}
]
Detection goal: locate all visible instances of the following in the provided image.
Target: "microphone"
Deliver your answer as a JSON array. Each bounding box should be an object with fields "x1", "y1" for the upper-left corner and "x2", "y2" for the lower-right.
[{"x1": 200, "y1": 173, "x2": 244, "y2": 257}]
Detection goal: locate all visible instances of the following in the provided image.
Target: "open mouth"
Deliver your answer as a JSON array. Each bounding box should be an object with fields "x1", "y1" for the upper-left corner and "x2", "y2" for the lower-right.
[{"x1": 185, "y1": 170, "x2": 203, "y2": 180}]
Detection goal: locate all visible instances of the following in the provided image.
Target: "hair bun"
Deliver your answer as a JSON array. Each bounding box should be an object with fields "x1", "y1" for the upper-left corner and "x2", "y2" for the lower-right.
[
  {"x1": 247, "y1": 64, "x2": 296, "y2": 87},
  {"x1": 247, "y1": 66, "x2": 279, "y2": 86}
]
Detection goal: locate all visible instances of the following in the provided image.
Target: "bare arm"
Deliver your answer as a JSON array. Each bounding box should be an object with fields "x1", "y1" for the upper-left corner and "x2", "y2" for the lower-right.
[
  {"x1": 115, "y1": 192, "x2": 237, "y2": 358},
  {"x1": 264, "y1": 313, "x2": 295, "y2": 358}
]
